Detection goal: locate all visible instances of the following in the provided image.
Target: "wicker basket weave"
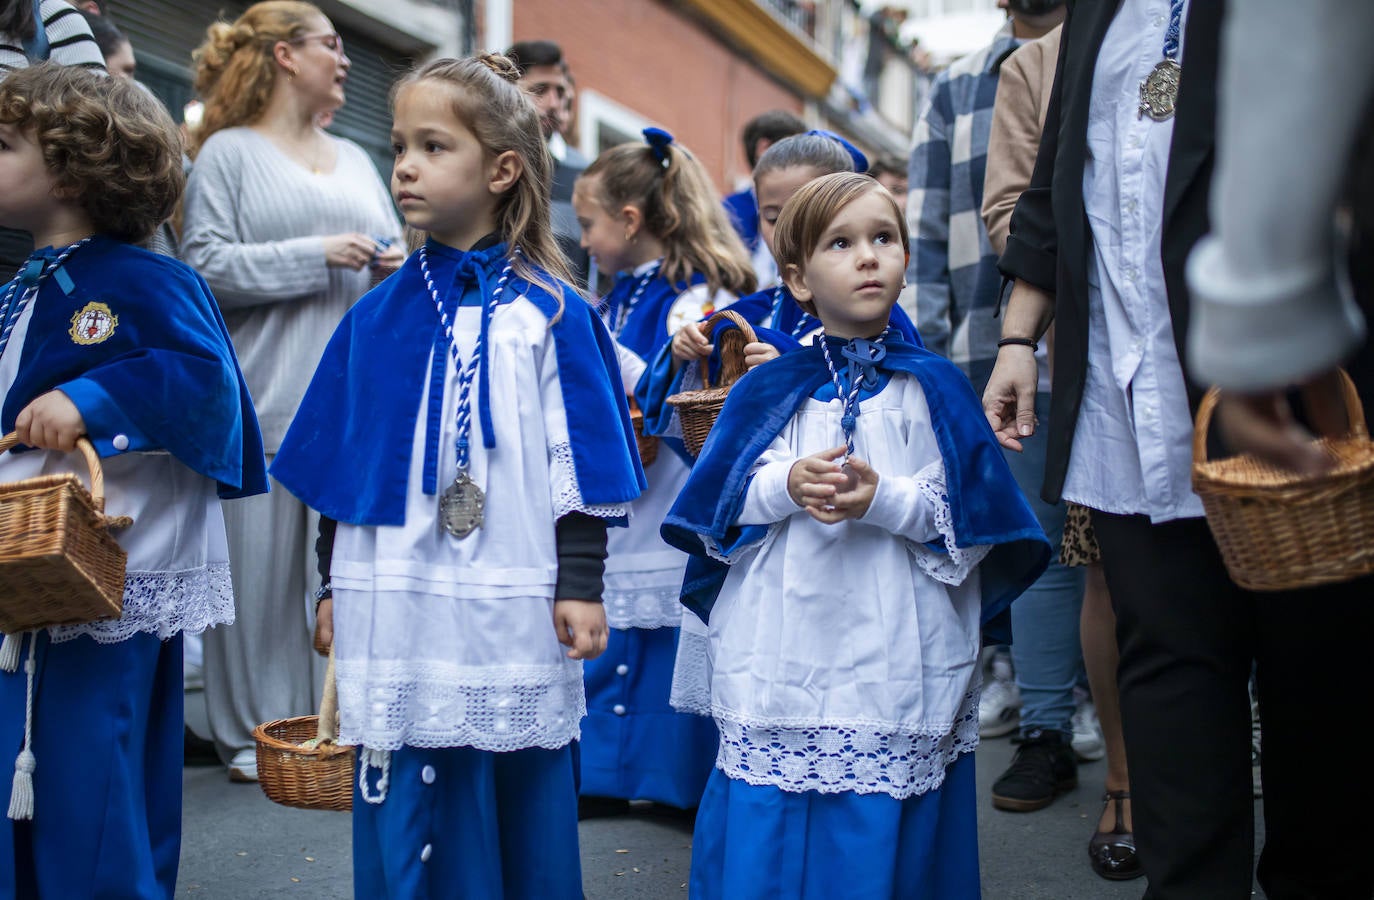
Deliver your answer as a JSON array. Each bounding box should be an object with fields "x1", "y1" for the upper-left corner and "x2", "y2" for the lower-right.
[
  {"x1": 254, "y1": 646, "x2": 354, "y2": 811},
  {"x1": 0, "y1": 432, "x2": 130, "y2": 634},
  {"x1": 1192, "y1": 370, "x2": 1374, "y2": 591},
  {"x1": 627, "y1": 395, "x2": 658, "y2": 468},
  {"x1": 666, "y1": 310, "x2": 757, "y2": 457}
]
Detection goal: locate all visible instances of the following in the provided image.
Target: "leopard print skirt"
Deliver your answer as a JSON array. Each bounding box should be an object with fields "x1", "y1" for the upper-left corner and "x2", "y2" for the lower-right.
[{"x1": 1059, "y1": 502, "x2": 1102, "y2": 567}]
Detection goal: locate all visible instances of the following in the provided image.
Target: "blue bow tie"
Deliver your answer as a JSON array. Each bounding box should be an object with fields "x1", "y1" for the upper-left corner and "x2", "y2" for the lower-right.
[{"x1": 842, "y1": 337, "x2": 888, "y2": 391}]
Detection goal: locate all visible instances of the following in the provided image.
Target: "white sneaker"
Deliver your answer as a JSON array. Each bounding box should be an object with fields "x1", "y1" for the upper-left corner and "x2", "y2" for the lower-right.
[
  {"x1": 1071, "y1": 692, "x2": 1106, "y2": 761},
  {"x1": 228, "y1": 748, "x2": 258, "y2": 783},
  {"x1": 979, "y1": 654, "x2": 1021, "y2": 737}
]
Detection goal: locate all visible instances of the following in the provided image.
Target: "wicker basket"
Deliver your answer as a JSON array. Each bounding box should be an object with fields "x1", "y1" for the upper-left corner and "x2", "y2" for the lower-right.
[
  {"x1": 254, "y1": 647, "x2": 355, "y2": 811},
  {"x1": 1192, "y1": 370, "x2": 1374, "y2": 591},
  {"x1": 627, "y1": 395, "x2": 658, "y2": 468},
  {"x1": 0, "y1": 432, "x2": 131, "y2": 634},
  {"x1": 666, "y1": 310, "x2": 757, "y2": 457}
]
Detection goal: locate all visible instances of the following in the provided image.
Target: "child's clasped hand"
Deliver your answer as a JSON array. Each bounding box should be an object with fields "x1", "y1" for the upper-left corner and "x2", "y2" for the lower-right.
[
  {"x1": 554, "y1": 598, "x2": 608, "y2": 660},
  {"x1": 787, "y1": 445, "x2": 879, "y2": 524}
]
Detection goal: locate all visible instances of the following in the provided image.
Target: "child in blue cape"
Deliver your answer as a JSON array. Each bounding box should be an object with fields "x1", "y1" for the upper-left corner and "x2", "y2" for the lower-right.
[
  {"x1": 569, "y1": 128, "x2": 755, "y2": 813},
  {"x1": 663, "y1": 172, "x2": 1050, "y2": 899},
  {"x1": 0, "y1": 63, "x2": 267, "y2": 898},
  {"x1": 270, "y1": 54, "x2": 643, "y2": 899},
  {"x1": 637, "y1": 132, "x2": 922, "y2": 717}
]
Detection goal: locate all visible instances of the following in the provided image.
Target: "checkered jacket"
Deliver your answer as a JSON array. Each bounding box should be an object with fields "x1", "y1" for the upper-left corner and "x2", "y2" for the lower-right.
[{"x1": 907, "y1": 22, "x2": 1020, "y2": 394}]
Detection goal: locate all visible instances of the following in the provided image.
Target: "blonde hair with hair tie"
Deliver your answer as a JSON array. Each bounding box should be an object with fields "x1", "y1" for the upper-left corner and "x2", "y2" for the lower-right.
[
  {"x1": 391, "y1": 53, "x2": 578, "y2": 313},
  {"x1": 581, "y1": 138, "x2": 756, "y2": 297},
  {"x1": 189, "y1": 1, "x2": 322, "y2": 157}
]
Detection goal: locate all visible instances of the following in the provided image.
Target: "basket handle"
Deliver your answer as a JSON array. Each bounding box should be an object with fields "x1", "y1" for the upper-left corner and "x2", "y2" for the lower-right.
[
  {"x1": 1193, "y1": 368, "x2": 1367, "y2": 466},
  {"x1": 315, "y1": 643, "x2": 342, "y2": 748},
  {"x1": 696, "y1": 309, "x2": 759, "y2": 390},
  {"x1": 0, "y1": 431, "x2": 117, "y2": 517}
]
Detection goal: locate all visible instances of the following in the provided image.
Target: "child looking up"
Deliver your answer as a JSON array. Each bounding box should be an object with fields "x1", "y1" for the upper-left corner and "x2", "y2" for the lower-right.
[
  {"x1": 0, "y1": 62, "x2": 267, "y2": 897},
  {"x1": 270, "y1": 54, "x2": 643, "y2": 899},
  {"x1": 570, "y1": 129, "x2": 752, "y2": 813},
  {"x1": 664, "y1": 172, "x2": 1049, "y2": 898}
]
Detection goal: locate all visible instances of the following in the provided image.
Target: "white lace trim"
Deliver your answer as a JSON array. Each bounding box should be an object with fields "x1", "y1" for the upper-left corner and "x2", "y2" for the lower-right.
[
  {"x1": 335, "y1": 658, "x2": 584, "y2": 753},
  {"x1": 702, "y1": 521, "x2": 781, "y2": 566},
  {"x1": 46, "y1": 563, "x2": 235, "y2": 645},
  {"x1": 712, "y1": 688, "x2": 980, "y2": 799},
  {"x1": 669, "y1": 619, "x2": 712, "y2": 715},
  {"x1": 910, "y1": 461, "x2": 992, "y2": 585},
  {"x1": 603, "y1": 584, "x2": 682, "y2": 629},
  {"x1": 550, "y1": 441, "x2": 632, "y2": 520}
]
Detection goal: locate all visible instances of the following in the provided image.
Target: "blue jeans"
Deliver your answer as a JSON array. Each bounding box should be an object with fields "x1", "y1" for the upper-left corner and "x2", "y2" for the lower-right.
[{"x1": 1002, "y1": 391, "x2": 1086, "y2": 736}]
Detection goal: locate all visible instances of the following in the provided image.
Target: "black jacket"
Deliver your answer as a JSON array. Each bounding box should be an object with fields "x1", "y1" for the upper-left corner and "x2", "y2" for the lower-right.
[{"x1": 997, "y1": 0, "x2": 1223, "y2": 504}]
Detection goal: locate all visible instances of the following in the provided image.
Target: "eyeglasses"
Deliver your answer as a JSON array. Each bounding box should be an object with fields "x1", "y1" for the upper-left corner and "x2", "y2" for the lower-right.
[{"x1": 290, "y1": 32, "x2": 344, "y2": 55}]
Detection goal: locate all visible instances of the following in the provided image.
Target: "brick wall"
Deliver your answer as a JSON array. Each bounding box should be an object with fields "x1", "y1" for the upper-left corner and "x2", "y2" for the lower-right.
[{"x1": 513, "y1": 0, "x2": 803, "y2": 191}]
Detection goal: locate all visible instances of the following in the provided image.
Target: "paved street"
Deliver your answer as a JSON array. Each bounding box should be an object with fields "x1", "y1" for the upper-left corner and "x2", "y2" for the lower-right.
[{"x1": 176, "y1": 726, "x2": 1266, "y2": 898}]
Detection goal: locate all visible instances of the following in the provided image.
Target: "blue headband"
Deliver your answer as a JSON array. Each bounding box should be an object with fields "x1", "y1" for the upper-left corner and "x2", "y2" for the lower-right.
[
  {"x1": 806, "y1": 129, "x2": 869, "y2": 174},
  {"x1": 643, "y1": 127, "x2": 674, "y2": 169}
]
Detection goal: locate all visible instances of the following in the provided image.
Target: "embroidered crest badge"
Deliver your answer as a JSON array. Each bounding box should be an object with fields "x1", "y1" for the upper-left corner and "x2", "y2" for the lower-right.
[{"x1": 69, "y1": 302, "x2": 118, "y2": 345}]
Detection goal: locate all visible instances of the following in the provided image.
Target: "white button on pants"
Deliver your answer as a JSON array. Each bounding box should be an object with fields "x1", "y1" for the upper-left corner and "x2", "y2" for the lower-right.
[{"x1": 421, "y1": 765, "x2": 436, "y2": 784}]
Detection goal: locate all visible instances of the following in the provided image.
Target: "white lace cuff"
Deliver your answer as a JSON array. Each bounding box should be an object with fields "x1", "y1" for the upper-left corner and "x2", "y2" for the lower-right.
[
  {"x1": 904, "y1": 461, "x2": 992, "y2": 586},
  {"x1": 335, "y1": 658, "x2": 584, "y2": 753},
  {"x1": 712, "y1": 688, "x2": 980, "y2": 799},
  {"x1": 550, "y1": 441, "x2": 632, "y2": 520},
  {"x1": 47, "y1": 563, "x2": 235, "y2": 645},
  {"x1": 669, "y1": 617, "x2": 712, "y2": 716}
]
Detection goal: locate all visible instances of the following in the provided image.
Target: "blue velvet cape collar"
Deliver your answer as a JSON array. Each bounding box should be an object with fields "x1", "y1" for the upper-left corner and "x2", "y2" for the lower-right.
[
  {"x1": 269, "y1": 241, "x2": 646, "y2": 527},
  {"x1": 660, "y1": 336, "x2": 1049, "y2": 642},
  {"x1": 723, "y1": 284, "x2": 923, "y2": 346},
  {"x1": 0, "y1": 236, "x2": 267, "y2": 498},
  {"x1": 603, "y1": 264, "x2": 708, "y2": 360}
]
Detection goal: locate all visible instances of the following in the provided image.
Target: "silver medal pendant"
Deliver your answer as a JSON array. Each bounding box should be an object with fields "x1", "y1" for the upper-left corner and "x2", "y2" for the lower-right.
[
  {"x1": 439, "y1": 471, "x2": 485, "y2": 538},
  {"x1": 1138, "y1": 59, "x2": 1181, "y2": 122}
]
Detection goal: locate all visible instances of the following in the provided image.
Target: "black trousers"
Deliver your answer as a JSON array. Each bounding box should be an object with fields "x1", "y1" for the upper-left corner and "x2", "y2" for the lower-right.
[{"x1": 1092, "y1": 511, "x2": 1374, "y2": 900}]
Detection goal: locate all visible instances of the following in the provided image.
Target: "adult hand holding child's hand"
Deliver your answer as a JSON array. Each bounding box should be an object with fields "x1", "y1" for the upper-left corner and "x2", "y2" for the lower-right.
[{"x1": 15, "y1": 390, "x2": 85, "y2": 452}]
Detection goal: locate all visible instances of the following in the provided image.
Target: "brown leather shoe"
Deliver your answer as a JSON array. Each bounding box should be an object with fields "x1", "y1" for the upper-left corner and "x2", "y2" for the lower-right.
[{"x1": 1088, "y1": 790, "x2": 1144, "y2": 881}]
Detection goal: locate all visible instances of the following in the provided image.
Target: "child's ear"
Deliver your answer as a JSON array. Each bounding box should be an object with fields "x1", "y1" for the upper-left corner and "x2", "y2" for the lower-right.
[
  {"x1": 619, "y1": 205, "x2": 643, "y2": 242},
  {"x1": 781, "y1": 262, "x2": 811, "y2": 303},
  {"x1": 487, "y1": 149, "x2": 523, "y2": 196}
]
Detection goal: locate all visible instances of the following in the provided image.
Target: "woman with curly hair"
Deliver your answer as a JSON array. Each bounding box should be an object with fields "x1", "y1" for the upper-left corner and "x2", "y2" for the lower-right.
[{"x1": 180, "y1": 0, "x2": 402, "y2": 783}]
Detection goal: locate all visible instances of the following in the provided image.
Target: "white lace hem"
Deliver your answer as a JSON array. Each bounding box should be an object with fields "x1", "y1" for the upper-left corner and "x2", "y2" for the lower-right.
[
  {"x1": 669, "y1": 619, "x2": 712, "y2": 715},
  {"x1": 702, "y1": 521, "x2": 781, "y2": 566},
  {"x1": 603, "y1": 584, "x2": 683, "y2": 629},
  {"x1": 712, "y1": 688, "x2": 980, "y2": 799},
  {"x1": 335, "y1": 659, "x2": 585, "y2": 753},
  {"x1": 550, "y1": 441, "x2": 632, "y2": 520},
  {"x1": 46, "y1": 563, "x2": 235, "y2": 645},
  {"x1": 910, "y1": 462, "x2": 992, "y2": 585}
]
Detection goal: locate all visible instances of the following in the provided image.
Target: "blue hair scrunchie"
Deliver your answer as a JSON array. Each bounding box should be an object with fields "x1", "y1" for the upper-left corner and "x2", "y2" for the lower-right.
[
  {"x1": 806, "y1": 129, "x2": 869, "y2": 174},
  {"x1": 643, "y1": 126, "x2": 674, "y2": 169}
]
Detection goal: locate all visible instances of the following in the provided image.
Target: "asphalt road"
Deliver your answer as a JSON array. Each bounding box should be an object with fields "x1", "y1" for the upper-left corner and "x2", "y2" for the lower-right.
[{"x1": 176, "y1": 722, "x2": 1267, "y2": 899}]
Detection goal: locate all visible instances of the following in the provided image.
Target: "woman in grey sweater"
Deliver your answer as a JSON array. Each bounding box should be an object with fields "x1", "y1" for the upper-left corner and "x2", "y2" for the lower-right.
[{"x1": 180, "y1": 0, "x2": 402, "y2": 782}]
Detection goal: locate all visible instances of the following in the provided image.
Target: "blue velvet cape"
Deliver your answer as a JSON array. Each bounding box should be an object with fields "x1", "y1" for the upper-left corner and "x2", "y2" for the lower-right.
[
  {"x1": 602, "y1": 266, "x2": 708, "y2": 361},
  {"x1": 270, "y1": 241, "x2": 645, "y2": 527},
  {"x1": 660, "y1": 336, "x2": 1050, "y2": 644},
  {"x1": 634, "y1": 286, "x2": 920, "y2": 445},
  {"x1": 725, "y1": 284, "x2": 922, "y2": 345},
  {"x1": 0, "y1": 236, "x2": 267, "y2": 499}
]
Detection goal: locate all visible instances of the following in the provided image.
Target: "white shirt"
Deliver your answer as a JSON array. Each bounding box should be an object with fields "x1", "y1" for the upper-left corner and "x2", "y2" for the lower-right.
[
  {"x1": 701, "y1": 375, "x2": 991, "y2": 799},
  {"x1": 330, "y1": 293, "x2": 630, "y2": 753},
  {"x1": 1064, "y1": 0, "x2": 1204, "y2": 523}
]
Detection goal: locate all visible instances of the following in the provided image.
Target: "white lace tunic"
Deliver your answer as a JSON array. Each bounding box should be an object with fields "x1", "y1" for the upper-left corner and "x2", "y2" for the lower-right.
[
  {"x1": 0, "y1": 292, "x2": 234, "y2": 644},
  {"x1": 331, "y1": 294, "x2": 629, "y2": 753},
  {"x1": 701, "y1": 374, "x2": 991, "y2": 800}
]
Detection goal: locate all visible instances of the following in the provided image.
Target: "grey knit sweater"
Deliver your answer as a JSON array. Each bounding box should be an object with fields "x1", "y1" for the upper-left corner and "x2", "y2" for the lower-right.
[{"x1": 181, "y1": 127, "x2": 402, "y2": 450}]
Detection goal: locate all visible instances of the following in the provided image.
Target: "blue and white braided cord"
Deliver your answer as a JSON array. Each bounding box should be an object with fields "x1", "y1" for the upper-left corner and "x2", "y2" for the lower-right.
[
  {"x1": 615, "y1": 261, "x2": 661, "y2": 337},
  {"x1": 1163, "y1": 0, "x2": 1185, "y2": 60},
  {"x1": 819, "y1": 334, "x2": 868, "y2": 459},
  {"x1": 0, "y1": 238, "x2": 92, "y2": 363},
  {"x1": 418, "y1": 246, "x2": 512, "y2": 471}
]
